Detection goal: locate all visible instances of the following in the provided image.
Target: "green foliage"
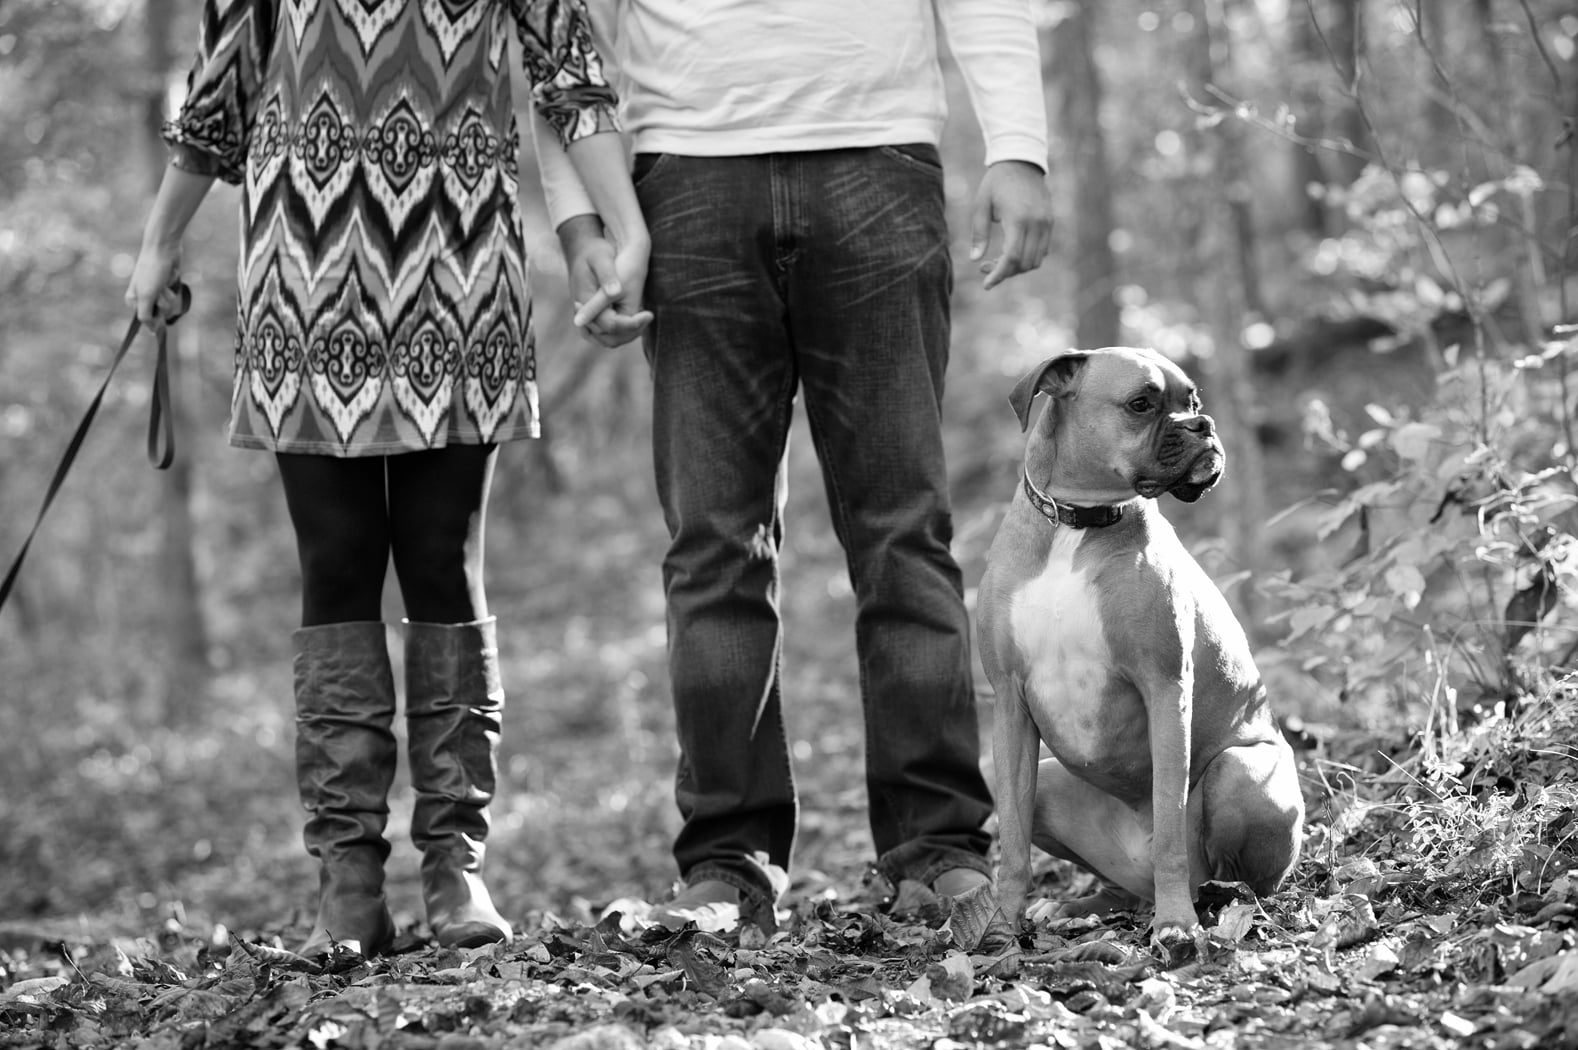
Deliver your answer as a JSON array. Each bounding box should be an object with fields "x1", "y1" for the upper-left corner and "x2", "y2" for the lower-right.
[
  {"x1": 1305, "y1": 161, "x2": 1529, "y2": 343},
  {"x1": 1262, "y1": 334, "x2": 1576, "y2": 718},
  {"x1": 1319, "y1": 678, "x2": 1578, "y2": 887}
]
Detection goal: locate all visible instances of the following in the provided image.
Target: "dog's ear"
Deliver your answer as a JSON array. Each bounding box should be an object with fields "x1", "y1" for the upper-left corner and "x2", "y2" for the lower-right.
[{"x1": 1009, "y1": 351, "x2": 1090, "y2": 432}]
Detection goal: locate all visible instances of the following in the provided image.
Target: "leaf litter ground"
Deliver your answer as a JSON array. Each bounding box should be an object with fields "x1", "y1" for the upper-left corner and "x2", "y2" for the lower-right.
[{"x1": 6, "y1": 688, "x2": 1578, "y2": 1050}]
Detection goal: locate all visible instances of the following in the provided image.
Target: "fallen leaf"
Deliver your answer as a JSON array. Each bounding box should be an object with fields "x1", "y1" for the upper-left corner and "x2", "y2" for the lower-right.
[
  {"x1": 752, "y1": 1029, "x2": 817, "y2": 1050},
  {"x1": 0, "y1": 976, "x2": 70, "y2": 1001},
  {"x1": 1134, "y1": 1008, "x2": 1204, "y2": 1048},
  {"x1": 1311, "y1": 895, "x2": 1379, "y2": 950},
  {"x1": 944, "y1": 882, "x2": 999, "y2": 952},
  {"x1": 947, "y1": 1001, "x2": 1030, "y2": 1045},
  {"x1": 1354, "y1": 941, "x2": 1400, "y2": 982},
  {"x1": 545, "y1": 1024, "x2": 647, "y2": 1050},
  {"x1": 1510, "y1": 950, "x2": 1578, "y2": 994},
  {"x1": 1211, "y1": 901, "x2": 1258, "y2": 943}
]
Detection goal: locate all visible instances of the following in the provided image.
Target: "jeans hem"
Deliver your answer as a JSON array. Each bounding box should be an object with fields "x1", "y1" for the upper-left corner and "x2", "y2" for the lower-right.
[
  {"x1": 682, "y1": 862, "x2": 778, "y2": 909},
  {"x1": 875, "y1": 842, "x2": 991, "y2": 890}
]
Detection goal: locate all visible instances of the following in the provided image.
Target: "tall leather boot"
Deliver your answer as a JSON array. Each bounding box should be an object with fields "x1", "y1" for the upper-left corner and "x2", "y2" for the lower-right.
[
  {"x1": 405, "y1": 617, "x2": 512, "y2": 947},
  {"x1": 294, "y1": 621, "x2": 398, "y2": 958}
]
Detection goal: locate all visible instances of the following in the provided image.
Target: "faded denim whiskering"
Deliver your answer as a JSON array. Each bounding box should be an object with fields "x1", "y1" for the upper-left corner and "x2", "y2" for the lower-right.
[{"x1": 637, "y1": 146, "x2": 993, "y2": 899}]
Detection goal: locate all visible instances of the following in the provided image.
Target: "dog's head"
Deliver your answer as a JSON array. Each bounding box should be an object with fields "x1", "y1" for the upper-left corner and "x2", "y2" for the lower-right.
[{"x1": 1009, "y1": 347, "x2": 1224, "y2": 503}]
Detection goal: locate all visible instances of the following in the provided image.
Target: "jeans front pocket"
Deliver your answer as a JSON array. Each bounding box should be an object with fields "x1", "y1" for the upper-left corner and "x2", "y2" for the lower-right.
[
  {"x1": 877, "y1": 143, "x2": 944, "y2": 176},
  {"x1": 632, "y1": 152, "x2": 676, "y2": 189}
]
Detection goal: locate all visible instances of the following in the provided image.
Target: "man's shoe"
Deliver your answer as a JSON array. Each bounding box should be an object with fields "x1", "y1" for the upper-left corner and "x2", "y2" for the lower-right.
[
  {"x1": 650, "y1": 878, "x2": 740, "y2": 930},
  {"x1": 931, "y1": 867, "x2": 993, "y2": 899}
]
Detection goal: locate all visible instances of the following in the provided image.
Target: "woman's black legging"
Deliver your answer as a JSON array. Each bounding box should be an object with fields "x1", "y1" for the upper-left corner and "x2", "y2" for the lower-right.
[{"x1": 276, "y1": 445, "x2": 497, "y2": 627}]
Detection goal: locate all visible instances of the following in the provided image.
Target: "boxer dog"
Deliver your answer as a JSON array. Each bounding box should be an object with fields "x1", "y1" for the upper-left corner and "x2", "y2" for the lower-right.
[{"x1": 977, "y1": 347, "x2": 1303, "y2": 951}]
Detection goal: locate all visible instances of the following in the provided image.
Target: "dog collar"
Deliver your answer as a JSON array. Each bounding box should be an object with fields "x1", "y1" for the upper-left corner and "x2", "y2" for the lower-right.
[{"x1": 1022, "y1": 470, "x2": 1127, "y2": 529}]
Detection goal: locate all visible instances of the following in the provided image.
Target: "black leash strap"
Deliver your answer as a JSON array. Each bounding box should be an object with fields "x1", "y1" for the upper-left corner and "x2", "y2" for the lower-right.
[{"x1": 0, "y1": 283, "x2": 191, "y2": 611}]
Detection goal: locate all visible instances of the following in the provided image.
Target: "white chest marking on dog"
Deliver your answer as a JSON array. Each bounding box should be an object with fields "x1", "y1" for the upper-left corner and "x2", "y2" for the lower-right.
[{"x1": 1007, "y1": 527, "x2": 1113, "y2": 764}]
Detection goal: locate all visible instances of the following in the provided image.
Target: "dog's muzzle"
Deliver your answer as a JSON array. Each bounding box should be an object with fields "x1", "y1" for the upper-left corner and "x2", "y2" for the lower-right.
[
  {"x1": 1137, "y1": 416, "x2": 1225, "y2": 502},
  {"x1": 1168, "y1": 446, "x2": 1224, "y2": 503}
]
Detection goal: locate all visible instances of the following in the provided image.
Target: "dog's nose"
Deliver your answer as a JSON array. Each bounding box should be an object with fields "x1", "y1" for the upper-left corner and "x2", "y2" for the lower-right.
[{"x1": 1178, "y1": 413, "x2": 1216, "y2": 436}]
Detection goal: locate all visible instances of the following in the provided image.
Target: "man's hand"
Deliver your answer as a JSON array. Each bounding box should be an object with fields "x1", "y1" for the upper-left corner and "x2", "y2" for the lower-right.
[
  {"x1": 558, "y1": 214, "x2": 653, "y2": 348},
  {"x1": 969, "y1": 160, "x2": 1053, "y2": 291}
]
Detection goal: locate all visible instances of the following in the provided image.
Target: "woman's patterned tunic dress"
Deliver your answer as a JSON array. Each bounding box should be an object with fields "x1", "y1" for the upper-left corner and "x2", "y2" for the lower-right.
[{"x1": 166, "y1": 0, "x2": 618, "y2": 455}]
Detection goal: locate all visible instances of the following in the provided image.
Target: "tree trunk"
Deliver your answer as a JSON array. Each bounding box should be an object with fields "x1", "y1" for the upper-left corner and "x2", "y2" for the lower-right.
[
  {"x1": 1048, "y1": 0, "x2": 1120, "y2": 348},
  {"x1": 143, "y1": 0, "x2": 212, "y2": 720},
  {"x1": 1324, "y1": 0, "x2": 1369, "y2": 186},
  {"x1": 1181, "y1": 0, "x2": 1271, "y2": 631},
  {"x1": 1473, "y1": 0, "x2": 1546, "y2": 348},
  {"x1": 1415, "y1": 0, "x2": 1459, "y2": 164},
  {"x1": 1287, "y1": 7, "x2": 1335, "y2": 235}
]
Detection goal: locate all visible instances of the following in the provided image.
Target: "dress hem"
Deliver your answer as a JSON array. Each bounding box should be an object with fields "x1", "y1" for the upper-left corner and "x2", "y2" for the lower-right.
[{"x1": 227, "y1": 424, "x2": 542, "y2": 456}]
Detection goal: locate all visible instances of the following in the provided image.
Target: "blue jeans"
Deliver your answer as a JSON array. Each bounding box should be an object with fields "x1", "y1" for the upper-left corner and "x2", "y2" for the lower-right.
[{"x1": 635, "y1": 146, "x2": 993, "y2": 905}]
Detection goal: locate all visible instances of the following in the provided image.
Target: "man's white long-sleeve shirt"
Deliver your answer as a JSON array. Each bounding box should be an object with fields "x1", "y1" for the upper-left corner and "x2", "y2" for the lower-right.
[{"x1": 537, "y1": 0, "x2": 1049, "y2": 226}]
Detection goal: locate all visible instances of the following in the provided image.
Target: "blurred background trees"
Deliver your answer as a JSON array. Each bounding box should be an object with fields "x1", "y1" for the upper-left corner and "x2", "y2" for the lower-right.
[{"x1": 0, "y1": 0, "x2": 1574, "y2": 933}]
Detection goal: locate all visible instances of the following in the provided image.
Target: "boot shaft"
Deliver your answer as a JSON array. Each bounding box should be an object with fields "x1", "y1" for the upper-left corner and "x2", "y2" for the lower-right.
[
  {"x1": 403, "y1": 617, "x2": 512, "y2": 945},
  {"x1": 293, "y1": 621, "x2": 398, "y2": 862},
  {"x1": 404, "y1": 617, "x2": 504, "y2": 720},
  {"x1": 405, "y1": 617, "x2": 504, "y2": 841}
]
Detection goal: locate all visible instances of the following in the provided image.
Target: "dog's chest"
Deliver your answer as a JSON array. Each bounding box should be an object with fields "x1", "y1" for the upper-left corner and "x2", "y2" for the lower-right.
[{"x1": 1006, "y1": 529, "x2": 1122, "y2": 761}]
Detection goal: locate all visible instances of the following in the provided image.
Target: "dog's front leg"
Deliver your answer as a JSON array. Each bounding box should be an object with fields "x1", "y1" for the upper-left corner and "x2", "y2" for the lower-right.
[
  {"x1": 992, "y1": 687, "x2": 1042, "y2": 933},
  {"x1": 1145, "y1": 667, "x2": 1200, "y2": 948}
]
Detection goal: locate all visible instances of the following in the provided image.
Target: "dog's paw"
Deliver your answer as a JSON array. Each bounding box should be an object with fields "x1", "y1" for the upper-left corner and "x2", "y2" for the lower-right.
[
  {"x1": 1024, "y1": 897, "x2": 1061, "y2": 926},
  {"x1": 1149, "y1": 921, "x2": 1206, "y2": 968}
]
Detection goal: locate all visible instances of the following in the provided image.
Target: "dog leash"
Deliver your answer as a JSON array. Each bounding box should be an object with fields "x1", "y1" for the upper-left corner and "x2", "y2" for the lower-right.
[{"x1": 0, "y1": 283, "x2": 192, "y2": 612}]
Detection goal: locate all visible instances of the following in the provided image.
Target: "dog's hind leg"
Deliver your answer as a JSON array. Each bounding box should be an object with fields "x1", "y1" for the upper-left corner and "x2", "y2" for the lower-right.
[
  {"x1": 1198, "y1": 739, "x2": 1304, "y2": 894},
  {"x1": 1027, "y1": 756, "x2": 1197, "y2": 911}
]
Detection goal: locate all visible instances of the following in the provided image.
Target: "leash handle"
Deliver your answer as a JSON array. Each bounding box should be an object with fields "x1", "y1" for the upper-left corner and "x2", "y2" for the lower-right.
[
  {"x1": 146, "y1": 282, "x2": 190, "y2": 470},
  {"x1": 0, "y1": 283, "x2": 191, "y2": 610}
]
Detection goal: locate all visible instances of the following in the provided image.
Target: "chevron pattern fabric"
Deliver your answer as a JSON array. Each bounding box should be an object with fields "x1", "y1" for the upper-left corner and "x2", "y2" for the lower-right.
[{"x1": 165, "y1": 0, "x2": 618, "y2": 455}]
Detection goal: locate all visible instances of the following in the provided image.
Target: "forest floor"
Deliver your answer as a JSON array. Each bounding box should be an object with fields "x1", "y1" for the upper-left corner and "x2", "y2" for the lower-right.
[
  {"x1": 4, "y1": 691, "x2": 1578, "y2": 1050},
  {"x1": 4, "y1": 410, "x2": 1578, "y2": 1049}
]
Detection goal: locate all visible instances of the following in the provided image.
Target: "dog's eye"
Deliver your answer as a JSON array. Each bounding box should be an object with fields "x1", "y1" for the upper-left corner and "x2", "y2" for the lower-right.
[{"x1": 1127, "y1": 396, "x2": 1153, "y2": 414}]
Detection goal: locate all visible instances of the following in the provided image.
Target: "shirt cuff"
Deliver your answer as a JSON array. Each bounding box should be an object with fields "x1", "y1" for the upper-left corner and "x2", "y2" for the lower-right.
[{"x1": 983, "y1": 134, "x2": 1050, "y2": 173}]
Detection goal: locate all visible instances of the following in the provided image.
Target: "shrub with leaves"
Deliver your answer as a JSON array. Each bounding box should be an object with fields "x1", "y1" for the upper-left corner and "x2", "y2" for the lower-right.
[{"x1": 1262, "y1": 330, "x2": 1576, "y2": 722}]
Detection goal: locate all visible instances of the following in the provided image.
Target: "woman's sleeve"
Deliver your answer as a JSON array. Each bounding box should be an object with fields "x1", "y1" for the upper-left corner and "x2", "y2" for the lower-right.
[
  {"x1": 162, "y1": 0, "x2": 278, "y2": 185},
  {"x1": 510, "y1": 0, "x2": 621, "y2": 148}
]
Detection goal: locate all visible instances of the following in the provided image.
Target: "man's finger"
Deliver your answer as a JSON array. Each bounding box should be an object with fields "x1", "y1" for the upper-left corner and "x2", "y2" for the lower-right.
[
  {"x1": 1027, "y1": 226, "x2": 1050, "y2": 271},
  {"x1": 578, "y1": 302, "x2": 654, "y2": 347},
  {"x1": 593, "y1": 310, "x2": 654, "y2": 345},
  {"x1": 584, "y1": 250, "x2": 623, "y2": 301},
  {"x1": 608, "y1": 309, "x2": 653, "y2": 334},
  {"x1": 969, "y1": 198, "x2": 993, "y2": 262},
  {"x1": 573, "y1": 289, "x2": 616, "y2": 327},
  {"x1": 982, "y1": 225, "x2": 1029, "y2": 290}
]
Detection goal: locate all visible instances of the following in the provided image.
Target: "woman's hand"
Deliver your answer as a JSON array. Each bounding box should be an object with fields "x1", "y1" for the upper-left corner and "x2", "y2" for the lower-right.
[
  {"x1": 126, "y1": 164, "x2": 216, "y2": 324},
  {"x1": 125, "y1": 241, "x2": 185, "y2": 325}
]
